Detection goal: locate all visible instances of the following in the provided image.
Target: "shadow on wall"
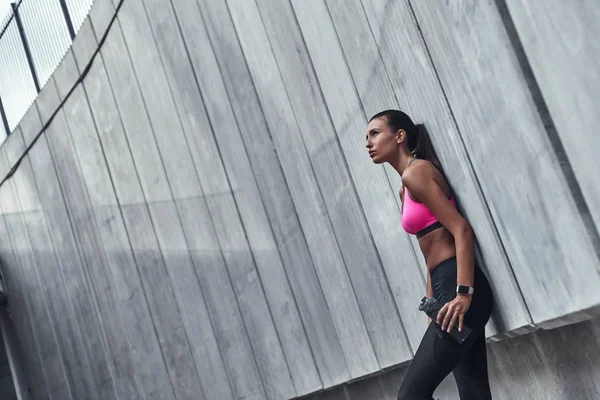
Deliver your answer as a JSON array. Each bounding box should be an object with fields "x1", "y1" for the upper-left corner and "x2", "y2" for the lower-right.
[
  {"x1": 0, "y1": 269, "x2": 20, "y2": 400},
  {"x1": 0, "y1": 326, "x2": 18, "y2": 400}
]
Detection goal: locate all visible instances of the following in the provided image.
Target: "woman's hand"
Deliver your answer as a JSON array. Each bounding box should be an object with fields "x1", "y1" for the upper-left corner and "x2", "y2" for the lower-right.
[{"x1": 436, "y1": 295, "x2": 472, "y2": 332}]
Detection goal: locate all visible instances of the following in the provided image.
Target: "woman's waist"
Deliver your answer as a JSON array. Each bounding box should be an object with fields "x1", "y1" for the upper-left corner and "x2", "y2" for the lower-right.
[{"x1": 419, "y1": 231, "x2": 456, "y2": 269}]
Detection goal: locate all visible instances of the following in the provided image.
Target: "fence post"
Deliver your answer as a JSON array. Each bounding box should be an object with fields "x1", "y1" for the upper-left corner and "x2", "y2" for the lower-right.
[
  {"x1": 11, "y1": 2, "x2": 40, "y2": 93},
  {"x1": 58, "y1": 0, "x2": 75, "y2": 40}
]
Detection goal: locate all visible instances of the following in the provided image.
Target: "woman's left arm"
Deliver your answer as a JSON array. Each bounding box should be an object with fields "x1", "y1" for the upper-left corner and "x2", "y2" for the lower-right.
[{"x1": 402, "y1": 169, "x2": 475, "y2": 333}]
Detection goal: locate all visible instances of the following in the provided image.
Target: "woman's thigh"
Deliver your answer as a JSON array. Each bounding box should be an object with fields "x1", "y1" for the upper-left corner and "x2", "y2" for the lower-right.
[
  {"x1": 398, "y1": 288, "x2": 493, "y2": 400},
  {"x1": 452, "y1": 331, "x2": 492, "y2": 399},
  {"x1": 399, "y1": 264, "x2": 494, "y2": 399},
  {"x1": 398, "y1": 324, "x2": 477, "y2": 400}
]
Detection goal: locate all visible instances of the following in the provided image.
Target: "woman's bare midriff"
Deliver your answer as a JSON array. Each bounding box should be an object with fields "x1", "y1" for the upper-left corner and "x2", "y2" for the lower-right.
[{"x1": 418, "y1": 227, "x2": 457, "y2": 271}]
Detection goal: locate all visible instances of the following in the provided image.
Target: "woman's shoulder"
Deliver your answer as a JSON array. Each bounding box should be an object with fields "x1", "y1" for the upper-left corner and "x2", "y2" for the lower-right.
[
  {"x1": 402, "y1": 159, "x2": 434, "y2": 185},
  {"x1": 403, "y1": 160, "x2": 452, "y2": 198}
]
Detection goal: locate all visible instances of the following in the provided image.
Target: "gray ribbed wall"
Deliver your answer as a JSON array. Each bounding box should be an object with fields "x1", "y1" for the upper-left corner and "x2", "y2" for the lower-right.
[
  {"x1": 307, "y1": 317, "x2": 600, "y2": 400},
  {"x1": 0, "y1": 0, "x2": 598, "y2": 399},
  {"x1": 0, "y1": 329, "x2": 17, "y2": 400}
]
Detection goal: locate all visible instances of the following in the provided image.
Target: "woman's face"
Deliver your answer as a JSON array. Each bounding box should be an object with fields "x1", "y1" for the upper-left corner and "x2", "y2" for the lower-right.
[{"x1": 365, "y1": 117, "x2": 400, "y2": 164}]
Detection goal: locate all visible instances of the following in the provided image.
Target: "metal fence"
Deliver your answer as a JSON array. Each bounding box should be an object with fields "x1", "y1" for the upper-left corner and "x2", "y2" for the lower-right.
[{"x1": 0, "y1": 0, "x2": 95, "y2": 143}]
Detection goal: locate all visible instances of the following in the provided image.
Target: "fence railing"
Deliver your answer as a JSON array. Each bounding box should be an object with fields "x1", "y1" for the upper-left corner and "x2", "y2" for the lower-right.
[{"x1": 0, "y1": 0, "x2": 94, "y2": 143}]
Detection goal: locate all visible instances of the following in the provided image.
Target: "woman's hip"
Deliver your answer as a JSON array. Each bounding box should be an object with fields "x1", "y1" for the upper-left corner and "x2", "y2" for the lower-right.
[{"x1": 429, "y1": 257, "x2": 494, "y2": 327}]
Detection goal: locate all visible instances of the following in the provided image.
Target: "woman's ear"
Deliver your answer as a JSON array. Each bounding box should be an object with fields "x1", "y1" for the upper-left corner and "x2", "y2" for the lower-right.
[{"x1": 396, "y1": 129, "x2": 406, "y2": 145}]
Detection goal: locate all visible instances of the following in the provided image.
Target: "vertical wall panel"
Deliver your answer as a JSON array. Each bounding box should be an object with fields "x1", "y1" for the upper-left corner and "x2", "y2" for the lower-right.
[
  {"x1": 70, "y1": 19, "x2": 98, "y2": 78},
  {"x1": 82, "y1": 35, "x2": 177, "y2": 400},
  {"x1": 22, "y1": 82, "x2": 58, "y2": 150},
  {"x1": 20, "y1": 106, "x2": 94, "y2": 400},
  {"x1": 53, "y1": 45, "x2": 155, "y2": 400},
  {"x1": 503, "y1": 0, "x2": 600, "y2": 230},
  {"x1": 97, "y1": 19, "x2": 230, "y2": 400},
  {"x1": 291, "y1": 0, "x2": 429, "y2": 351},
  {"x1": 99, "y1": 4, "x2": 271, "y2": 399},
  {"x1": 0, "y1": 138, "x2": 50, "y2": 400},
  {"x1": 88, "y1": 0, "x2": 115, "y2": 42},
  {"x1": 20, "y1": 105, "x2": 102, "y2": 399},
  {"x1": 3, "y1": 130, "x2": 71, "y2": 400},
  {"x1": 322, "y1": 0, "x2": 404, "y2": 197},
  {"x1": 194, "y1": 0, "x2": 349, "y2": 388},
  {"x1": 0, "y1": 115, "x2": 5, "y2": 142},
  {"x1": 168, "y1": 0, "x2": 325, "y2": 394},
  {"x1": 97, "y1": 9, "x2": 221, "y2": 400},
  {"x1": 224, "y1": 0, "x2": 379, "y2": 378},
  {"x1": 321, "y1": 0, "x2": 427, "y2": 276},
  {"x1": 144, "y1": 0, "x2": 322, "y2": 396},
  {"x1": 410, "y1": 0, "x2": 600, "y2": 325},
  {"x1": 113, "y1": 0, "x2": 288, "y2": 397},
  {"x1": 0, "y1": 309, "x2": 21, "y2": 400},
  {"x1": 139, "y1": 0, "x2": 297, "y2": 396},
  {"x1": 348, "y1": 0, "x2": 530, "y2": 335},
  {"x1": 253, "y1": 0, "x2": 411, "y2": 368},
  {"x1": 35, "y1": 80, "x2": 118, "y2": 400}
]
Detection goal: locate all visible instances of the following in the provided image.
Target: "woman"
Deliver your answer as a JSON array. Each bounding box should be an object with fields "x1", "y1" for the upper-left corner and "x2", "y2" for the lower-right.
[{"x1": 365, "y1": 110, "x2": 494, "y2": 400}]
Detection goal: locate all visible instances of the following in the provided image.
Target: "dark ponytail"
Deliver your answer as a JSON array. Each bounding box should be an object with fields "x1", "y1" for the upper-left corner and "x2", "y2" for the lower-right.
[
  {"x1": 369, "y1": 110, "x2": 442, "y2": 171},
  {"x1": 411, "y1": 124, "x2": 442, "y2": 171}
]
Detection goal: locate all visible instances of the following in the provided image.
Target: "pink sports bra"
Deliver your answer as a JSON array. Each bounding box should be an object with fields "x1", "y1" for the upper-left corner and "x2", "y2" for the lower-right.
[{"x1": 401, "y1": 187, "x2": 456, "y2": 238}]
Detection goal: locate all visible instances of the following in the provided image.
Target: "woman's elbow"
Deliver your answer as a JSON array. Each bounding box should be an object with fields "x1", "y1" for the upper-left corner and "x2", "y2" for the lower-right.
[{"x1": 453, "y1": 221, "x2": 474, "y2": 240}]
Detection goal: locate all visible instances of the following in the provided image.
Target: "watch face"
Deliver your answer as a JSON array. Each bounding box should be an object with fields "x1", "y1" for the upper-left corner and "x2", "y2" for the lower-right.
[{"x1": 457, "y1": 285, "x2": 472, "y2": 294}]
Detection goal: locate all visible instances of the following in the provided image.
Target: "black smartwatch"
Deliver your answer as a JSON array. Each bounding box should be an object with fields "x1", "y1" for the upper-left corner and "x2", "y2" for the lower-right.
[{"x1": 456, "y1": 285, "x2": 474, "y2": 295}]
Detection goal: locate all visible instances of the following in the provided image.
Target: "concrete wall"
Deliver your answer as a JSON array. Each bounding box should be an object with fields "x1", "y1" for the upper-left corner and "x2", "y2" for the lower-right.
[
  {"x1": 0, "y1": 0, "x2": 598, "y2": 399},
  {"x1": 0, "y1": 324, "x2": 18, "y2": 400},
  {"x1": 305, "y1": 316, "x2": 600, "y2": 400}
]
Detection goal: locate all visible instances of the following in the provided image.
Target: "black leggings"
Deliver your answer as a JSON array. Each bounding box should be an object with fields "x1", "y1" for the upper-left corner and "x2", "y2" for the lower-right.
[{"x1": 398, "y1": 257, "x2": 494, "y2": 400}]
